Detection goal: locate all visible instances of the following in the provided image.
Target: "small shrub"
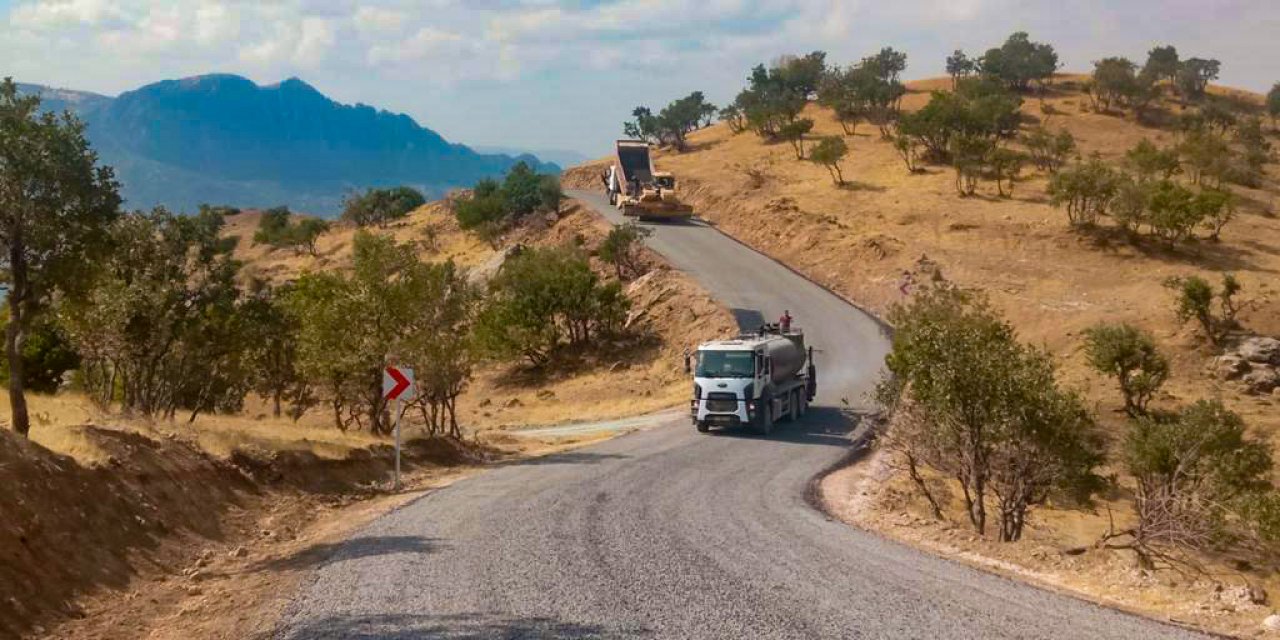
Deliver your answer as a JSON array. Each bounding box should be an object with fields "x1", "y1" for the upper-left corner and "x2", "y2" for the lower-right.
[
  {"x1": 1081, "y1": 323, "x2": 1168, "y2": 416},
  {"x1": 1047, "y1": 156, "x2": 1120, "y2": 226},
  {"x1": 808, "y1": 136, "x2": 849, "y2": 185}
]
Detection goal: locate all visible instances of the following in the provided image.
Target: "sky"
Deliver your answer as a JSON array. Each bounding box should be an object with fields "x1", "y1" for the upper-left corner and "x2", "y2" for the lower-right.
[{"x1": 2, "y1": 0, "x2": 1278, "y2": 159}]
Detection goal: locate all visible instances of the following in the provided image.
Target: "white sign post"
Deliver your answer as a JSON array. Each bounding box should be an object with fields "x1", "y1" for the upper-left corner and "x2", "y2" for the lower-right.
[{"x1": 382, "y1": 365, "x2": 415, "y2": 490}]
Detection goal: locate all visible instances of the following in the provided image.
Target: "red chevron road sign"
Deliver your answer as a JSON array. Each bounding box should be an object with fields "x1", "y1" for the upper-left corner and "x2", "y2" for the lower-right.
[{"x1": 382, "y1": 366, "x2": 414, "y2": 401}]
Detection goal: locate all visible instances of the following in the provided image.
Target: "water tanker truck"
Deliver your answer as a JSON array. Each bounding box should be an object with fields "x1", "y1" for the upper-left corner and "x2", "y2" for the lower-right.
[
  {"x1": 689, "y1": 326, "x2": 816, "y2": 435},
  {"x1": 605, "y1": 139, "x2": 694, "y2": 221}
]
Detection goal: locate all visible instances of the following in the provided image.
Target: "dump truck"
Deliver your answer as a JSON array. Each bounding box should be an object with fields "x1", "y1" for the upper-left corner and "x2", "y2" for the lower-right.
[
  {"x1": 688, "y1": 325, "x2": 816, "y2": 435},
  {"x1": 604, "y1": 139, "x2": 694, "y2": 220}
]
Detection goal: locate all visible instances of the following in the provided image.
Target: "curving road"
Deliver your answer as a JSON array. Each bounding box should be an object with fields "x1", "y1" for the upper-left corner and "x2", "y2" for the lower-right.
[{"x1": 274, "y1": 191, "x2": 1204, "y2": 639}]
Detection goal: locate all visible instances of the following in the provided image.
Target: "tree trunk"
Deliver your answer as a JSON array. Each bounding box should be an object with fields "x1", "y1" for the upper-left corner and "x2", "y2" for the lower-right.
[
  {"x1": 6, "y1": 305, "x2": 30, "y2": 437},
  {"x1": 7, "y1": 239, "x2": 30, "y2": 437}
]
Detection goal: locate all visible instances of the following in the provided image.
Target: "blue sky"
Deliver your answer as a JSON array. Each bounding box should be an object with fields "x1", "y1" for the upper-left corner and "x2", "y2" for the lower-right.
[{"x1": 3, "y1": 1, "x2": 1278, "y2": 159}]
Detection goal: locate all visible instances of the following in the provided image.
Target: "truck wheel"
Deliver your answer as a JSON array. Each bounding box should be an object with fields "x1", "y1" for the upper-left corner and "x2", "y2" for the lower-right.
[
  {"x1": 755, "y1": 397, "x2": 773, "y2": 436},
  {"x1": 695, "y1": 421, "x2": 709, "y2": 433},
  {"x1": 798, "y1": 392, "x2": 808, "y2": 418}
]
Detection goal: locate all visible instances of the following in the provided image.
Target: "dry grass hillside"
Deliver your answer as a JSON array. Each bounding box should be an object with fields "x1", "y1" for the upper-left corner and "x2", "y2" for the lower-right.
[
  {"x1": 566, "y1": 75, "x2": 1279, "y2": 434},
  {"x1": 567, "y1": 75, "x2": 1280, "y2": 635},
  {"x1": 223, "y1": 199, "x2": 735, "y2": 432}
]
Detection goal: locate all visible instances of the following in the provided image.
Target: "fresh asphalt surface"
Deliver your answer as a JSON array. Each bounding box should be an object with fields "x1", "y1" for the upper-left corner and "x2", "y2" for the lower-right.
[{"x1": 274, "y1": 190, "x2": 1205, "y2": 639}]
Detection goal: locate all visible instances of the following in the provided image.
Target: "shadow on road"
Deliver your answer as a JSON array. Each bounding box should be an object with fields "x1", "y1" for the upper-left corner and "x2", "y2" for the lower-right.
[
  {"x1": 708, "y1": 406, "x2": 866, "y2": 448},
  {"x1": 248, "y1": 535, "x2": 440, "y2": 573},
  {"x1": 277, "y1": 612, "x2": 650, "y2": 639}
]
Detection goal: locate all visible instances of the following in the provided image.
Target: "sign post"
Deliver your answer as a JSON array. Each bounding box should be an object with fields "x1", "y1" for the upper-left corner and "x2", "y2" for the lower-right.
[{"x1": 382, "y1": 365, "x2": 415, "y2": 490}]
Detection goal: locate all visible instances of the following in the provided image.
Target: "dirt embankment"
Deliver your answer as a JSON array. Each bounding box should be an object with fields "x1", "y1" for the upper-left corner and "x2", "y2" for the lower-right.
[
  {"x1": 569, "y1": 76, "x2": 1280, "y2": 636},
  {"x1": 1, "y1": 424, "x2": 488, "y2": 640}
]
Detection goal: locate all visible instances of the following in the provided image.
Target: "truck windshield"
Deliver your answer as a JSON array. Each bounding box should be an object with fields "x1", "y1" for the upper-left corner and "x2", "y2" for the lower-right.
[{"x1": 696, "y1": 350, "x2": 754, "y2": 378}]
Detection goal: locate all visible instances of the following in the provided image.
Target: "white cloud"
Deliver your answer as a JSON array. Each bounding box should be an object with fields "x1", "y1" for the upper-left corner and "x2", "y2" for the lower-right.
[
  {"x1": 9, "y1": 0, "x2": 129, "y2": 29},
  {"x1": 353, "y1": 6, "x2": 406, "y2": 37}
]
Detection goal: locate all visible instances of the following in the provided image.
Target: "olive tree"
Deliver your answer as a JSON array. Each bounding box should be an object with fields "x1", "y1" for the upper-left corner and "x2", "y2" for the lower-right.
[
  {"x1": 599, "y1": 222, "x2": 653, "y2": 280},
  {"x1": 1142, "y1": 45, "x2": 1180, "y2": 87},
  {"x1": 0, "y1": 78, "x2": 121, "y2": 436},
  {"x1": 879, "y1": 286, "x2": 1104, "y2": 540},
  {"x1": 809, "y1": 136, "x2": 849, "y2": 185},
  {"x1": 1112, "y1": 401, "x2": 1280, "y2": 564},
  {"x1": 1047, "y1": 156, "x2": 1121, "y2": 226},
  {"x1": 1081, "y1": 323, "x2": 1168, "y2": 416}
]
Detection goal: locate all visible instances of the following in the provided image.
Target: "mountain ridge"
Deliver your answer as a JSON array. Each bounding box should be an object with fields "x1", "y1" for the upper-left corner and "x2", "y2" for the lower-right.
[{"x1": 17, "y1": 75, "x2": 558, "y2": 215}]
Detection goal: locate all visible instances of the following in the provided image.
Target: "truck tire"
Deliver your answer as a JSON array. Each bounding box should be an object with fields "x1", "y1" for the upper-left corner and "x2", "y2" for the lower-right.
[
  {"x1": 798, "y1": 391, "x2": 808, "y2": 418},
  {"x1": 755, "y1": 395, "x2": 774, "y2": 436},
  {"x1": 695, "y1": 420, "x2": 709, "y2": 433}
]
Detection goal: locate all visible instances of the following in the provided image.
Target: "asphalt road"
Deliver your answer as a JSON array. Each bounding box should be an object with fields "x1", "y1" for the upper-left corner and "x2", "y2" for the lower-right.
[{"x1": 274, "y1": 191, "x2": 1204, "y2": 639}]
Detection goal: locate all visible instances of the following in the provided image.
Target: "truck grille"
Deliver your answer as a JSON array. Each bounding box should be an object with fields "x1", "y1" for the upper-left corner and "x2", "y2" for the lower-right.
[{"x1": 706, "y1": 392, "x2": 739, "y2": 413}]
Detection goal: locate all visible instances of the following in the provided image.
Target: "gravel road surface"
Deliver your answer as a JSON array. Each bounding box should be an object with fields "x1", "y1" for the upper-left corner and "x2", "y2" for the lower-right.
[{"x1": 274, "y1": 190, "x2": 1205, "y2": 639}]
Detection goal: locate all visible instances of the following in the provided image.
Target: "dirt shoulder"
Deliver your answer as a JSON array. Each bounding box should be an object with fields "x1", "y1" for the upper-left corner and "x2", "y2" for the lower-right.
[{"x1": 820, "y1": 442, "x2": 1273, "y2": 638}]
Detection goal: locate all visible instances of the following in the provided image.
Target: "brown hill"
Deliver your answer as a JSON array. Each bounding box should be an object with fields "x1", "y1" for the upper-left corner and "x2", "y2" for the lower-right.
[
  {"x1": 567, "y1": 75, "x2": 1280, "y2": 635},
  {"x1": 566, "y1": 75, "x2": 1279, "y2": 438}
]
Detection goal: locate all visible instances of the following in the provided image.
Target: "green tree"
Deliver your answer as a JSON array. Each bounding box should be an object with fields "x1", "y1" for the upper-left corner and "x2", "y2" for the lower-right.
[
  {"x1": 0, "y1": 78, "x2": 121, "y2": 436},
  {"x1": 945, "y1": 50, "x2": 977, "y2": 88},
  {"x1": 475, "y1": 247, "x2": 629, "y2": 366},
  {"x1": 978, "y1": 32, "x2": 1060, "y2": 92},
  {"x1": 986, "y1": 147, "x2": 1024, "y2": 198},
  {"x1": 1195, "y1": 188, "x2": 1235, "y2": 241},
  {"x1": 1111, "y1": 175, "x2": 1151, "y2": 235},
  {"x1": 778, "y1": 118, "x2": 814, "y2": 159},
  {"x1": 1022, "y1": 127, "x2": 1075, "y2": 174},
  {"x1": 341, "y1": 186, "x2": 426, "y2": 227},
  {"x1": 1146, "y1": 179, "x2": 1201, "y2": 244},
  {"x1": 772, "y1": 51, "x2": 829, "y2": 96},
  {"x1": 1178, "y1": 129, "x2": 1232, "y2": 187},
  {"x1": 1047, "y1": 156, "x2": 1121, "y2": 226},
  {"x1": 61, "y1": 207, "x2": 249, "y2": 421},
  {"x1": 1164, "y1": 273, "x2": 1242, "y2": 345},
  {"x1": 626, "y1": 92, "x2": 718, "y2": 151},
  {"x1": 879, "y1": 286, "x2": 1104, "y2": 540},
  {"x1": 897, "y1": 82, "x2": 1021, "y2": 164},
  {"x1": 1142, "y1": 45, "x2": 1180, "y2": 87},
  {"x1": 1233, "y1": 117, "x2": 1272, "y2": 187},
  {"x1": 0, "y1": 313, "x2": 79, "y2": 394},
  {"x1": 240, "y1": 284, "x2": 309, "y2": 420},
  {"x1": 809, "y1": 136, "x2": 849, "y2": 185},
  {"x1": 599, "y1": 222, "x2": 653, "y2": 280},
  {"x1": 1125, "y1": 139, "x2": 1181, "y2": 180},
  {"x1": 1082, "y1": 323, "x2": 1168, "y2": 416},
  {"x1": 950, "y1": 133, "x2": 994, "y2": 196},
  {"x1": 718, "y1": 103, "x2": 747, "y2": 133},
  {"x1": 285, "y1": 231, "x2": 469, "y2": 434},
  {"x1": 1090, "y1": 57, "x2": 1139, "y2": 112},
  {"x1": 1120, "y1": 400, "x2": 1279, "y2": 561},
  {"x1": 1174, "y1": 58, "x2": 1220, "y2": 100},
  {"x1": 253, "y1": 207, "x2": 330, "y2": 256},
  {"x1": 817, "y1": 66, "x2": 868, "y2": 135}
]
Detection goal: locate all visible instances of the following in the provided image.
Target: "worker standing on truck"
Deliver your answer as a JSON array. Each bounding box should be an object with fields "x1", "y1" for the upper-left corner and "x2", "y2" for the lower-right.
[{"x1": 779, "y1": 310, "x2": 793, "y2": 333}]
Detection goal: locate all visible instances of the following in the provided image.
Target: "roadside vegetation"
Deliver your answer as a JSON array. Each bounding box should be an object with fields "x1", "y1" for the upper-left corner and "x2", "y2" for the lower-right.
[{"x1": 0, "y1": 77, "x2": 644, "y2": 443}]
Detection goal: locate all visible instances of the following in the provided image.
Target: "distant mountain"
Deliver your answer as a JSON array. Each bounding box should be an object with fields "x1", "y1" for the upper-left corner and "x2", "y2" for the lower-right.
[
  {"x1": 473, "y1": 146, "x2": 591, "y2": 169},
  {"x1": 18, "y1": 75, "x2": 559, "y2": 215}
]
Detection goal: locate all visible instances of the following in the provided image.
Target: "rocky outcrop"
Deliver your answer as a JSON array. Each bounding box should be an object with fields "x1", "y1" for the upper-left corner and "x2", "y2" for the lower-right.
[{"x1": 1214, "y1": 336, "x2": 1280, "y2": 394}]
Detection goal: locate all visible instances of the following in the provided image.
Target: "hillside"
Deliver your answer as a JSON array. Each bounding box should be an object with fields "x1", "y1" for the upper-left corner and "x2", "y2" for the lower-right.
[
  {"x1": 570, "y1": 75, "x2": 1280, "y2": 635},
  {"x1": 224, "y1": 198, "x2": 735, "y2": 432},
  {"x1": 17, "y1": 76, "x2": 558, "y2": 214}
]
